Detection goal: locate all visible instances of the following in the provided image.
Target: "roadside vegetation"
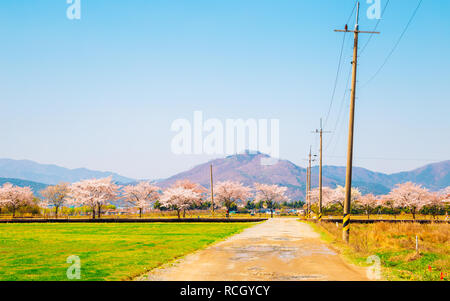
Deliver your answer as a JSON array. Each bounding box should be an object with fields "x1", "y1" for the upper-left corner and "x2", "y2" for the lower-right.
[
  {"x1": 309, "y1": 221, "x2": 449, "y2": 281},
  {"x1": 0, "y1": 222, "x2": 253, "y2": 281}
]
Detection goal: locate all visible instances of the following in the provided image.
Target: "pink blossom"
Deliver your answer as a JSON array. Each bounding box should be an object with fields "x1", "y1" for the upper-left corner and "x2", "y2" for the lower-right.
[
  {"x1": 122, "y1": 181, "x2": 160, "y2": 217},
  {"x1": 69, "y1": 177, "x2": 120, "y2": 219},
  {"x1": 0, "y1": 183, "x2": 34, "y2": 217},
  {"x1": 160, "y1": 186, "x2": 201, "y2": 218},
  {"x1": 388, "y1": 182, "x2": 431, "y2": 219},
  {"x1": 215, "y1": 181, "x2": 251, "y2": 217},
  {"x1": 254, "y1": 183, "x2": 288, "y2": 217}
]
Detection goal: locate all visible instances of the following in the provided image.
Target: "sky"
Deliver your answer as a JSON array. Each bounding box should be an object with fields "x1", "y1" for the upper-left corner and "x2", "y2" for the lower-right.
[{"x1": 0, "y1": 0, "x2": 449, "y2": 180}]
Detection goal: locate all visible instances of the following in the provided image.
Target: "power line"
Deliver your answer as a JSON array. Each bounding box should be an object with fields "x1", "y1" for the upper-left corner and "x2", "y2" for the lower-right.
[
  {"x1": 363, "y1": 0, "x2": 423, "y2": 86},
  {"x1": 324, "y1": 33, "x2": 347, "y2": 128},
  {"x1": 346, "y1": 1, "x2": 358, "y2": 25},
  {"x1": 324, "y1": 64, "x2": 352, "y2": 153},
  {"x1": 323, "y1": 1, "x2": 358, "y2": 129},
  {"x1": 324, "y1": 156, "x2": 443, "y2": 162}
]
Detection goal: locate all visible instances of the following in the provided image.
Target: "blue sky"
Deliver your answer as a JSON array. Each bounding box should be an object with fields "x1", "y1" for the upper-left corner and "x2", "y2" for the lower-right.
[{"x1": 0, "y1": 0, "x2": 449, "y2": 179}]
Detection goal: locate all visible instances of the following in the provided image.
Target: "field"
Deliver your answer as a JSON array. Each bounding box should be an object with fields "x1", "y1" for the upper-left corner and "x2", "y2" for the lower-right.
[
  {"x1": 0, "y1": 222, "x2": 254, "y2": 281},
  {"x1": 310, "y1": 221, "x2": 449, "y2": 281}
]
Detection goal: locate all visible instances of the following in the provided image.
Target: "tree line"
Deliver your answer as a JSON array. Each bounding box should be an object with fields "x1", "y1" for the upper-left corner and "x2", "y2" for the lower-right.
[
  {"x1": 0, "y1": 178, "x2": 448, "y2": 219},
  {"x1": 0, "y1": 178, "x2": 288, "y2": 219},
  {"x1": 309, "y1": 183, "x2": 450, "y2": 219}
]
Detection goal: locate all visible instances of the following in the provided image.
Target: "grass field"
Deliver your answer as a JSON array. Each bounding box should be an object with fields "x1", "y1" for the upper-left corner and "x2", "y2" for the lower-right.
[
  {"x1": 309, "y1": 221, "x2": 449, "y2": 281},
  {"x1": 0, "y1": 222, "x2": 254, "y2": 281}
]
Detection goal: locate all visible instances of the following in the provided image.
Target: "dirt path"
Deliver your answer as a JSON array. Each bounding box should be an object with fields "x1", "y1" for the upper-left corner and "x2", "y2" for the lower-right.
[{"x1": 138, "y1": 218, "x2": 369, "y2": 281}]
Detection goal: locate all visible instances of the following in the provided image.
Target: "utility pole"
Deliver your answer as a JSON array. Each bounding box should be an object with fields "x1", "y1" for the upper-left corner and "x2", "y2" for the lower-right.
[
  {"x1": 305, "y1": 146, "x2": 316, "y2": 219},
  {"x1": 210, "y1": 164, "x2": 214, "y2": 215},
  {"x1": 335, "y1": 1, "x2": 379, "y2": 242},
  {"x1": 305, "y1": 163, "x2": 309, "y2": 218},
  {"x1": 313, "y1": 118, "x2": 331, "y2": 222},
  {"x1": 308, "y1": 147, "x2": 312, "y2": 218}
]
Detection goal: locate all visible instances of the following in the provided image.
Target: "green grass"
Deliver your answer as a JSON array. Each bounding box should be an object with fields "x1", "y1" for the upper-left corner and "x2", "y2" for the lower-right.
[
  {"x1": 306, "y1": 221, "x2": 449, "y2": 281},
  {"x1": 0, "y1": 222, "x2": 254, "y2": 281}
]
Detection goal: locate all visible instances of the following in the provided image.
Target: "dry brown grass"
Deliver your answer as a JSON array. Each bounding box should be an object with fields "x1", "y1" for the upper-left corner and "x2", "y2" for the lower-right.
[{"x1": 316, "y1": 221, "x2": 449, "y2": 280}]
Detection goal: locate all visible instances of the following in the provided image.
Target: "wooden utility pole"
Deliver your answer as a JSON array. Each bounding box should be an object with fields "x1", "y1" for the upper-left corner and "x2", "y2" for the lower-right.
[
  {"x1": 305, "y1": 164, "x2": 309, "y2": 218},
  {"x1": 335, "y1": 2, "x2": 379, "y2": 242},
  {"x1": 313, "y1": 118, "x2": 330, "y2": 222},
  {"x1": 308, "y1": 147, "x2": 312, "y2": 218},
  {"x1": 210, "y1": 164, "x2": 214, "y2": 215},
  {"x1": 305, "y1": 146, "x2": 316, "y2": 218}
]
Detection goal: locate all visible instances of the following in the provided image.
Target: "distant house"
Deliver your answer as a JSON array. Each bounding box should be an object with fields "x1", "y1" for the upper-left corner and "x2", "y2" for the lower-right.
[{"x1": 104, "y1": 209, "x2": 117, "y2": 216}]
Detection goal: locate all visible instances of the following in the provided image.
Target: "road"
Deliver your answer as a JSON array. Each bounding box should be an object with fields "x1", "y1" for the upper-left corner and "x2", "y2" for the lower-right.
[{"x1": 139, "y1": 218, "x2": 369, "y2": 281}]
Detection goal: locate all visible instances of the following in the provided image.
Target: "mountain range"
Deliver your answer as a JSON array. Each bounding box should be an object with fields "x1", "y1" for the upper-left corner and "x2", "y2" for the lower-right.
[
  {"x1": 157, "y1": 152, "x2": 449, "y2": 199},
  {"x1": 0, "y1": 154, "x2": 448, "y2": 200},
  {"x1": 0, "y1": 159, "x2": 135, "y2": 185}
]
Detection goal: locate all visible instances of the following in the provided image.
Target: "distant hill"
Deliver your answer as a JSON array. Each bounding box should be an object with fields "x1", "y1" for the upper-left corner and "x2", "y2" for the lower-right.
[
  {"x1": 157, "y1": 152, "x2": 308, "y2": 200},
  {"x1": 1, "y1": 155, "x2": 448, "y2": 201},
  {"x1": 389, "y1": 160, "x2": 450, "y2": 191},
  {"x1": 0, "y1": 177, "x2": 48, "y2": 196},
  {"x1": 157, "y1": 152, "x2": 449, "y2": 200},
  {"x1": 0, "y1": 159, "x2": 136, "y2": 185}
]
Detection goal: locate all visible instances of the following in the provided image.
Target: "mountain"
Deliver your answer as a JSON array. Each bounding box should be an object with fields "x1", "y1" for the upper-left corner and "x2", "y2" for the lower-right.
[
  {"x1": 1, "y1": 155, "x2": 448, "y2": 201},
  {"x1": 0, "y1": 159, "x2": 135, "y2": 185},
  {"x1": 389, "y1": 160, "x2": 450, "y2": 191},
  {"x1": 157, "y1": 152, "x2": 449, "y2": 200},
  {"x1": 158, "y1": 152, "x2": 308, "y2": 200},
  {"x1": 0, "y1": 177, "x2": 48, "y2": 196}
]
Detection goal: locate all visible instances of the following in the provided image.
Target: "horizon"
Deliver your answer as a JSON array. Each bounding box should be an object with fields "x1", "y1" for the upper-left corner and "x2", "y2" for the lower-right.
[{"x1": 1, "y1": 153, "x2": 448, "y2": 182}]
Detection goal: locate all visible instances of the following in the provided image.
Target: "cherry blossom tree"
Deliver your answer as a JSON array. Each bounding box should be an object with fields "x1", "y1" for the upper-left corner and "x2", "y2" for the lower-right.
[
  {"x1": 310, "y1": 186, "x2": 335, "y2": 209},
  {"x1": 215, "y1": 181, "x2": 251, "y2": 218},
  {"x1": 440, "y1": 187, "x2": 450, "y2": 204},
  {"x1": 356, "y1": 194, "x2": 378, "y2": 219},
  {"x1": 159, "y1": 186, "x2": 201, "y2": 218},
  {"x1": 173, "y1": 179, "x2": 208, "y2": 217},
  {"x1": 122, "y1": 181, "x2": 160, "y2": 218},
  {"x1": 69, "y1": 177, "x2": 120, "y2": 219},
  {"x1": 378, "y1": 194, "x2": 400, "y2": 218},
  {"x1": 388, "y1": 182, "x2": 430, "y2": 220},
  {"x1": 319, "y1": 185, "x2": 361, "y2": 210},
  {"x1": 40, "y1": 182, "x2": 70, "y2": 218},
  {"x1": 440, "y1": 187, "x2": 450, "y2": 217},
  {"x1": 425, "y1": 192, "x2": 445, "y2": 219},
  {"x1": 0, "y1": 183, "x2": 34, "y2": 218},
  {"x1": 173, "y1": 179, "x2": 207, "y2": 194},
  {"x1": 254, "y1": 183, "x2": 288, "y2": 218}
]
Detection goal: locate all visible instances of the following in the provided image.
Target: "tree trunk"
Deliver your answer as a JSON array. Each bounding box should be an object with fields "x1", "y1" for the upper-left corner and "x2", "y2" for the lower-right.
[
  {"x1": 92, "y1": 207, "x2": 96, "y2": 219},
  {"x1": 183, "y1": 209, "x2": 186, "y2": 218},
  {"x1": 12, "y1": 207, "x2": 16, "y2": 218},
  {"x1": 226, "y1": 208, "x2": 229, "y2": 218},
  {"x1": 139, "y1": 208, "x2": 142, "y2": 218},
  {"x1": 55, "y1": 206, "x2": 59, "y2": 219},
  {"x1": 412, "y1": 209, "x2": 416, "y2": 220},
  {"x1": 97, "y1": 204, "x2": 101, "y2": 219},
  {"x1": 177, "y1": 209, "x2": 181, "y2": 219},
  {"x1": 271, "y1": 209, "x2": 273, "y2": 218}
]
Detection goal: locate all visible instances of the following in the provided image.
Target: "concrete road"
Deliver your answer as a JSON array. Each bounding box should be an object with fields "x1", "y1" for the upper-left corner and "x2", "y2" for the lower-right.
[{"x1": 139, "y1": 218, "x2": 369, "y2": 281}]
